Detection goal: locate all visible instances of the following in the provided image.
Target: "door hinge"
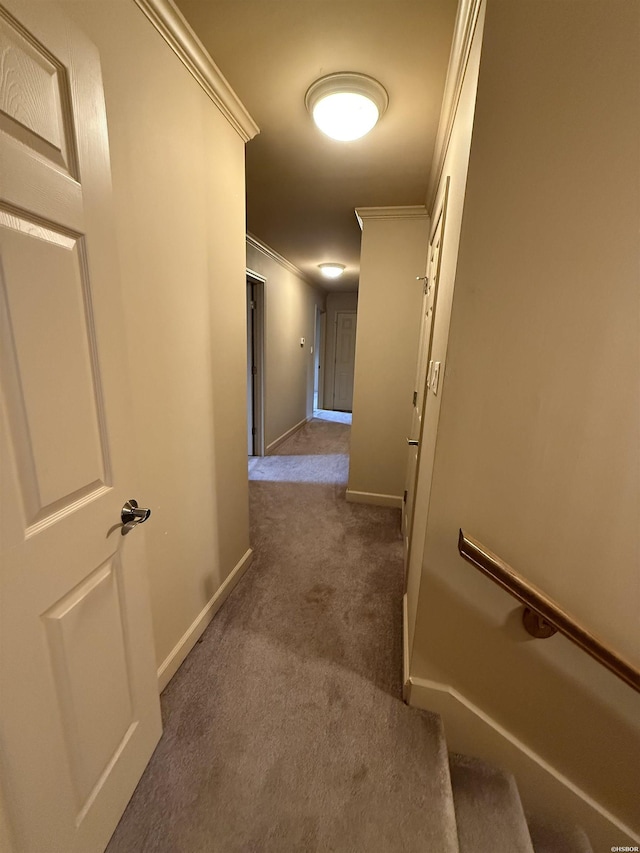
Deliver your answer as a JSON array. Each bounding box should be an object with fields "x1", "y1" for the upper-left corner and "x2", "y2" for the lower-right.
[
  {"x1": 251, "y1": 365, "x2": 257, "y2": 375},
  {"x1": 252, "y1": 427, "x2": 256, "y2": 435},
  {"x1": 250, "y1": 300, "x2": 256, "y2": 310},
  {"x1": 412, "y1": 390, "x2": 417, "y2": 407},
  {"x1": 403, "y1": 489, "x2": 408, "y2": 503}
]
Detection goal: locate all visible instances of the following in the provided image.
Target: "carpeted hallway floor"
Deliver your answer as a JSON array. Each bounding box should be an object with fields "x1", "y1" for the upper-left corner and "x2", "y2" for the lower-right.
[{"x1": 106, "y1": 414, "x2": 457, "y2": 852}]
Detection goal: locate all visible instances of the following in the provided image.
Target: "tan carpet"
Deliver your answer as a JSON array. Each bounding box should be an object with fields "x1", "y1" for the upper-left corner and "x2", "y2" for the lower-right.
[{"x1": 106, "y1": 417, "x2": 458, "y2": 853}]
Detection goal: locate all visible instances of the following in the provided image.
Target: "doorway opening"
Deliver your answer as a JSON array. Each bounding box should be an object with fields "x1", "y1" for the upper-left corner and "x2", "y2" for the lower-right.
[
  {"x1": 403, "y1": 177, "x2": 450, "y2": 584},
  {"x1": 313, "y1": 305, "x2": 325, "y2": 412},
  {"x1": 246, "y1": 272, "x2": 265, "y2": 456}
]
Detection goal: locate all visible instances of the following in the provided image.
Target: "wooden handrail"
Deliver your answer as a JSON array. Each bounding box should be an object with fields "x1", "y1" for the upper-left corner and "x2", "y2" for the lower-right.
[{"x1": 458, "y1": 530, "x2": 640, "y2": 693}]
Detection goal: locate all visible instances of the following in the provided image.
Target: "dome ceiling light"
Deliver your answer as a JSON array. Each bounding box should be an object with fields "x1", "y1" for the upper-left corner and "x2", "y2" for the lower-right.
[
  {"x1": 305, "y1": 73, "x2": 389, "y2": 142},
  {"x1": 318, "y1": 263, "x2": 346, "y2": 279}
]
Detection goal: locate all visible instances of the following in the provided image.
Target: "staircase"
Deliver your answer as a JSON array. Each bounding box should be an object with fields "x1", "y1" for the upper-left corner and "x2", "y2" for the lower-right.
[
  {"x1": 442, "y1": 747, "x2": 593, "y2": 853},
  {"x1": 104, "y1": 415, "x2": 614, "y2": 852}
]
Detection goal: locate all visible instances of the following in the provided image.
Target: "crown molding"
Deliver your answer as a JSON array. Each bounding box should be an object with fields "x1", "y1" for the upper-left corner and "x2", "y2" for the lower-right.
[
  {"x1": 355, "y1": 205, "x2": 428, "y2": 230},
  {"x1": 134, "y1": 0, "x2": 259, "y2": 142},
  {"x1": 426, "y1": 0, "x2": 483, "y2": 212},
  {"x1": 246, "y1": 233, "x2": 315, "y2": 286}
]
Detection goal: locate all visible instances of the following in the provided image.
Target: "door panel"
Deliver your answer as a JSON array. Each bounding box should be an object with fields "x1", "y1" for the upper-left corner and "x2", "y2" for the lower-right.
[
  {"x1": 333, "y1": 310, "x2": 356, "y2": 411},
  {"x1": 0, "y1": 9, "x2": 78, "y2": 176},
  {"x1": 1, "y1": 218, "x2": 108, "y2": 520},
  {"x1": 43, "y1": 557, "x2": 134, "y2": 811},
  {"x1": 403, "y1": 180, "x2": 449, "y2": 574},
  {"x1": 0, "y1": 3, "x2": 161, "y2": 851}
]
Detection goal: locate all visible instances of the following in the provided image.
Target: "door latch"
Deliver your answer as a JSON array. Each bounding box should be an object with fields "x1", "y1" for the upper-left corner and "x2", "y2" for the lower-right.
[{"x1": 121, "y1": 499, "x2": 151, "y2": 535}]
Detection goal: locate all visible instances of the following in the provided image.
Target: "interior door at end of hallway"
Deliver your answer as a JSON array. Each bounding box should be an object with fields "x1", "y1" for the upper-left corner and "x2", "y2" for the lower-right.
[
  {"x1": 333, "y1": 311, "x2": 357, "y2": 412},
  {"x1": 247, "y1": 280, "x2": 255, "y2": 455},
  {"x1": 0, "y1": 2, "x2": 161, "y2": 851},
  {"x1": 402, "y1": 181, "x2": 449, "y2": 574}
]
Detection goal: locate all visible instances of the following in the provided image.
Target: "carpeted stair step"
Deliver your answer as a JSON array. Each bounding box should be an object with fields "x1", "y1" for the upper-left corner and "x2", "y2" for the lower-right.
[
  {"x1": 449, "y1": 753, "x2": 535, "y2": 853},
  {"x1": 527, "y1": 816, "x2": 594, "y2": 853}
]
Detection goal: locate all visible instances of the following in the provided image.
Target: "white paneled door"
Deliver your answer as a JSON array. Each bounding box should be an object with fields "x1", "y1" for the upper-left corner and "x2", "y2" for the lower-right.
[
  {"x1": 333, "y1": 310, "x2": 357, "y2": 411},
  {"x1": 0, "y1": 3, "x2": 161, "y2": 852},
  {"x1": 402, "y1": 180, "x2": 449, "y2": 575}
]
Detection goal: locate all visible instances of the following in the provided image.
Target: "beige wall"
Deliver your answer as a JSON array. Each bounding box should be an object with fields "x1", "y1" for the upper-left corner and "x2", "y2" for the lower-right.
[
  {"x1": 323, "y1": 291, "x2": 359, "y2": 409},
  {"x1": 246, "y1": 240, "x2": 325, "y2": 450},
  {"x1": 62, "y1": 0, "x2": 251, "y2": 675},
  {"x1": 348, "y1": 211, "x2": 430, "y2": 504},
  {"x1": 410, "y1": 0, "x2": 640, "y2": 836}
]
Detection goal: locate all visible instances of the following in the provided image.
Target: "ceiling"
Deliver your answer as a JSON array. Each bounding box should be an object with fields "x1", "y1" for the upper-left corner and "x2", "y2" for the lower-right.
[{"x1": 173, "y1": 0, "x2": 459, "y2": 291}]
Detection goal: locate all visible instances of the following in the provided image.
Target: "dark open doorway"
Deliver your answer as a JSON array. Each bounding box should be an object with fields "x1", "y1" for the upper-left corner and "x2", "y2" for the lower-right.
[{"x1": 246, "y1": 272, "x2": 265, "y2": 456}]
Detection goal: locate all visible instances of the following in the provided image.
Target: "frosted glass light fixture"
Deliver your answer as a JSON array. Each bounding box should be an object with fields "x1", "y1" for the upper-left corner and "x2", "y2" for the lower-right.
[
  {"x1": 305, "y1": 73, "x2": 389, "y2": 142},
  {"x1": 318, "y1": 263, "x2": 346, "y2": 279}
]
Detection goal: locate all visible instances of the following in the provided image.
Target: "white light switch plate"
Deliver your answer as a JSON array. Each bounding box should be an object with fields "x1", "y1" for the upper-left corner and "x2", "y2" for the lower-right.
[
  {"x1": 432, "y1": 361, "x2": 441, "y2": 395},
  {"x1": 427, "y1": 360, "x2": 434, "y2": 389}
]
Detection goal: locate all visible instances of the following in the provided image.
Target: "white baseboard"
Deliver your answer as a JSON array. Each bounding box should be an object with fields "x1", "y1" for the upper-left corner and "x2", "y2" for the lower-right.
[
  {"x1": 345, "y1": 489, "x2": 402, "y2": 509},
  {"x1": 266, "y1": 417, "x2": 309, "y2": 454},
  {"x1": 157, "y1": 548, "x2": 253, "y2": 692},
  {"x1": 407, "y1": 676, "x2": 639, "y2": 849}
]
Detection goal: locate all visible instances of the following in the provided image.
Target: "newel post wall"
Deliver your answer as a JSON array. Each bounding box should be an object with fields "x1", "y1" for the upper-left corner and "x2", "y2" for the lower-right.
[
  {"x1": 347, "y1": 208, "x2": 429, "y2": 508},
  {"x1": 407, "y1": 0, "x2": 640, "y2": 845}
]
